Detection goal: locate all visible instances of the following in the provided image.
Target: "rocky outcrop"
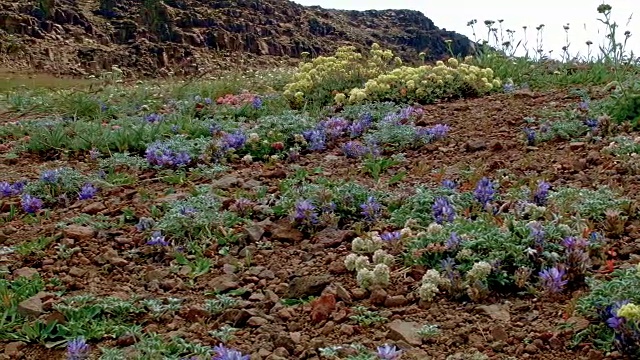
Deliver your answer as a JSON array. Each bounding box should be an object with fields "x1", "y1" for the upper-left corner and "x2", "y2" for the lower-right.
[{"x1": 0, "y1": 0, "x2": 476, "y2": 77}]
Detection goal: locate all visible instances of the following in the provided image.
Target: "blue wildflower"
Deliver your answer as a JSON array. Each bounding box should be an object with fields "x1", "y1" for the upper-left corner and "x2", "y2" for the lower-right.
[
  {"x1": 426, "y1": 124, "x2": 450, "y2": 139},
  {"x1": 376, "y1": 344, "x2": 402, "y2": 360},
  {"x1": 293, "y1": 200, "x2": 319, "y2": 227},
  {"x1": 302, "y1": 129, "x2": 326, "y2": 151},
  {"x1": 21, "y1": 194, "x2": 43, "y2": 214},
  {"x1": 441, "y1": 179, "x2": 457, "y2": 190},
  {"x1": 380, "y1": 231, "x2": 402, "y2": 242},
  {"x1": 222, "y1": 131, "x2": 247, "y2": 151},
  {"x1": 533, "y1": 180, "x2": 551, "y2": 206},
  {"x1": 432, "y1": 196, "x2": 455, "y2": 224},
  {"x1": 524, "y1": 128, "x2": 536, "y2": 146},
  {"x1": 147, "y1": 231, "x2": 169, "y2": 246},
  {"x1": 145, "y1": 113, "x2": 163, "y2": 123},
  {"x1": 360, "y1": 196, "x2": 382, "y2": 222},
  {"x1": 474, "y1": 177, "x2": 495, "y2": 206},
  {"x1": 252, "y1": 96, "x2": 263, "y2": 109},
  {"x1": 445, "y1": 232, "x2": 462, "y2": 250},
  {"x1": 66, "y1": 336, "x2": 90, "y2": 360},
  {"x1": 538, "y1": 266, "x2": 568, "y2": 293},
  {"x1": 0, "y1": 182, "x2": 13, "y2": 197},
  {"x1": 212, "y1": 344, "x2": 250, "y2": 360},
  {"x1": 78, "y1": 183, "x2": 98, "y2": 200},
  {"x1": 341, "y1": 141, "x2": 367, "y2": 158},
  {"x1": 40, "y1": 169, "x2": 60, "y2": 183}
]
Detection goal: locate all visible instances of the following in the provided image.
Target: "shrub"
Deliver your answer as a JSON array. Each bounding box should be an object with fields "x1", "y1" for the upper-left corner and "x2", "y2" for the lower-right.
[
  {"x1": 339, "y1": 57, "x2": 501, "y2": 105},
  {"x1": 282, "y1": 44, "x2": 402, "y2": 108}
]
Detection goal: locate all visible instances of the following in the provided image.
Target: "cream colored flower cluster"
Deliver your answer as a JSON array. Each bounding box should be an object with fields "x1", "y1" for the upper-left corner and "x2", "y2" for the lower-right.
[
  {"x1": 282, "y1": 44, "x2": 402, "y2": 107},
  {"x1": 337, "y1": 57, "x2": 502, "y2": 105},
  {"x1": 344, "y1": 229, "x2": 410, "y2": 290}
]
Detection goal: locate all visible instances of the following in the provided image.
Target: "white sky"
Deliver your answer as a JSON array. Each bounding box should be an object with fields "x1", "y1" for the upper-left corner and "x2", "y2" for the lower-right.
[{"x1": 292, "y1": 0, "x2": 638, "y2": 60}]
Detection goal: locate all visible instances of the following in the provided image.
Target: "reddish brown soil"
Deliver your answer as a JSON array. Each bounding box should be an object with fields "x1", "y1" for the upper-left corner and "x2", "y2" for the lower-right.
[{"x1": 1, "y1": 89, "x2": 638, "y2": 360}]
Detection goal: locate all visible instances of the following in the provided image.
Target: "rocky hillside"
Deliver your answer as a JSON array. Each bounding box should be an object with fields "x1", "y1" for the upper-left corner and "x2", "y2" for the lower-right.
[{"x1": 0, "y1": 0, "x2": 476, "y2": 77}]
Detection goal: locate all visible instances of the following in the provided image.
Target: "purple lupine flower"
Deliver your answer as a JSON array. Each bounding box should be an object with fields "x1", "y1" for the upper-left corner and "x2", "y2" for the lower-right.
[
  {"x1": 426, "y1": 124, "x2": 450, "y2": 139},
  {"x1": 66, "y1": 336, "x2": 89, "y2": 360},
  {"x1": 145, "y1": 113, "x2": 163, "y2": 123},
  {"x1": 399, "y1": 106, "x2": 415, "y2": 120},
  {"x1": 145, "y1": 143, "x2": 191, "y2": 168},
  {"x1": 173, "y1": 152, "x2": 191, "y2": 167},
  {"x1": 21, "y1": 194, "x2": 43, "y2": 214},
  {"x1": 212, "y1": 344, "x2": 250, "y2": 360},
  {"x1": 252, "y1": 96, "x2": 263, "y2": 109},
  {"x1": 171, "y1": 125, "x2": 180, "y2": 133},
  {"x1": 578, "y1": 100, "x2": 589, "y2": 111},
  {"x1": 588, "y1": 231, "x2": 604, "y2": 245},
  {"x1": 320, "y1": 117, "x2": 349, "y2": 139},
  {"x1": 293, "y1": 199, "x2": 319, "y2": 226},
  {"x1": 78, "y1": 183, "x2": 98, "y2": 200},
  {"x1": 341, "y1": 141, "x2": 367, "y2": 158},
  {"x1": 432, "y1": 196, "x2": 455, "y2": 224},
  {"x1": 232, "y1": 198, "x2": 253, "y2": 216},
  {"x1": 538, "y1": 266, "x2": 568, "y2": 293},
  {"x1": 524, "y1": 128, "x2": 536, "y2": 146},
  {"x1": 12, "y1": 180, "x2": 26, "y2": 195},
  {"x1": 561, "y1": 237, "x2": 588, "y2": 250},
  {"x1": 584, "y1": 118, "x2": 599, "y2": 129},
  {"x1": 440, "y1": 257, "x2": 456, "y2": 272},
  {"x1": 382, "y1": 112, "x2": 402, "y2": 125},
  {"x1": 376, "y1": 344, "x2": 402, "y2": 360},
  {"x1": 178, "y1": 206, "x2": 197, "y2": 217},
  {"x1": 204, "y1": 97, "x2": 213, "y2": 105},
  {"x1": 349, "y1": 114, "x2": 373, "y2": 137},
  {"x1": 147, "y1": 231, "x2": 169, "y2": 246},
  {"x1": 380, "y1": 231, "x2": 402, "y2": 242},
  {"x1": 135, "y1": 217, "x2": 155, "y2": 231},
  {"x1": 445, "y1": 232, "x2": 461, "y2": 250},
  {"x1": 562, "y1": 237, "x2": 590, "y2": 278},
  {"x1": 474, "y1": 177, "x2": 495, "y2": 206},
  {"x1": 533, "y1": 181, "x2": 551, "y2": 206},
  {"x1": 360, "y1": 196, "x2": 382, "y2": 222},
  {"x1": 605, "y1": 300, "x2": 631, "y2": 330},
  {"x1": 607, "y1": 315, "x2": 625, "y2": 330},
  {"x1": 89, "y1": 148, "x2": 100, "y2": 160},
  {"x1": 302, "y1": 129, "x2": 326, "y2": 151},
  {"x1": 40, "y1": 169, "x2": 60, "y2": 183},
  {"x1": 503, "y1": 83, "x2": 515, "y2": 93},
  {"x1": 0, "y1": 182, "x2": 12, "y2": 197},
  {"x1": 222, "y1": 131, "x2": 247, "y2": 151},
  {"x1": 441, "y1": 179, "x2": 457, "y2": 190},
  {"x1": 528, "y1": 222, "x2": 545, "y2": 247}
]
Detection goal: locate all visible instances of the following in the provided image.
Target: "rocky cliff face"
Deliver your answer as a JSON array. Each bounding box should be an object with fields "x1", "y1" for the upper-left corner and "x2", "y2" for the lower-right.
[{"x1": 0, "y1": 0, "x2": 475, "y2": 77}]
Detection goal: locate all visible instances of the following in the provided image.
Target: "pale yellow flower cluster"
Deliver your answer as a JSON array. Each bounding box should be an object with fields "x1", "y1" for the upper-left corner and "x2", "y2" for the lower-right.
[
  {"x1": 338, "y1": 57, "x2": 502, "y2": 105},
  {"x1": 617, "y1": 303, "x2": 640, "y2": 322},
  {"x1": 282, "y1": 44, "x2": 402, "y2": 107}
]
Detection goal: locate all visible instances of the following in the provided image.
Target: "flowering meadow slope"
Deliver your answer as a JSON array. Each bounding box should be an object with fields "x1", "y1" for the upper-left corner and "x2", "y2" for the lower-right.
[{"x1": 1, "y1": 4, "x2": 640, "y2": 360}]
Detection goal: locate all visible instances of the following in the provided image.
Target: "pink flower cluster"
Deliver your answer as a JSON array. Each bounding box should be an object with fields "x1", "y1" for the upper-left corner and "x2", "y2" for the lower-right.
[{"x1": 216, "y1": 93, "x2": 258, "y2": 106}]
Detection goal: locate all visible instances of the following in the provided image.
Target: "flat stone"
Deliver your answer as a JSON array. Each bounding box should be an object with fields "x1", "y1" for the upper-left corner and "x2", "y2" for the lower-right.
[
  {"x1": 63, "y1": 225, "x2": 95, "y2": 241},
  {"x1": 386, "y1": 320, "x2": 422, "y2": 346}
]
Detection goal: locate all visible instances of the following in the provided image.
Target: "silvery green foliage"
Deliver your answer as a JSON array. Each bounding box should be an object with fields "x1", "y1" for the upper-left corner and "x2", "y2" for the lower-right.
[
  {"x1": 156, "y1": 192, "x2": 225, "y2": 241},
  {"x1": 99, "y1": 152, "x2": 149, "y2": 170}
]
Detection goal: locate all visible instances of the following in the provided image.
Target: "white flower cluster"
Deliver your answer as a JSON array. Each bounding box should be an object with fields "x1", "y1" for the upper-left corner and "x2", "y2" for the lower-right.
[
  {"x1": 465, "y1": 261, "x2": 493, "y2": 283},
  {"x1": 356, "y1": 263, "x2": 391, "y2": 289},
  {"x1": 418, "y1": 269, "x2": 449, "y2": 302},
  {"x1": 344, "y1": 235, "x2": 396, "y2": 290},
  {"x1": 351, "y1": 232, "x2": 383, "y2": 254}
]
